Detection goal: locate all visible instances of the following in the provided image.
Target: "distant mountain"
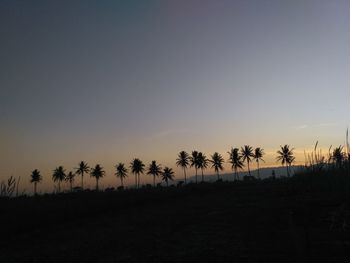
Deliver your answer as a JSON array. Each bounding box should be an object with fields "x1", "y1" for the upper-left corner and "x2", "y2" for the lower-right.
[{"x1": 184, "y1": 165, "x2": 304, "y2": 182}]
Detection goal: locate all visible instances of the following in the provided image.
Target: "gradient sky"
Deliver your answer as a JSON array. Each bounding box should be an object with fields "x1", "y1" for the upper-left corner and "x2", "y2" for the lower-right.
[{"x1": 1, "y1": 0, "x2": 350, "y2": 192}]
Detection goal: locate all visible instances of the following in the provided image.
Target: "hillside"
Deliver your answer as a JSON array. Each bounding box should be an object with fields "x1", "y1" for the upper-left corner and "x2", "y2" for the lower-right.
[{"x1": 187, "y1": 165, "x2": 304, "y2": 183}]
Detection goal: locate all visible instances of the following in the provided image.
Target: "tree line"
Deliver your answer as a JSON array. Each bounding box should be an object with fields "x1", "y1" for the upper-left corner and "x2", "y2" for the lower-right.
[{"x1": 28, "y1": 145, "x2": 296, "y2": 195}]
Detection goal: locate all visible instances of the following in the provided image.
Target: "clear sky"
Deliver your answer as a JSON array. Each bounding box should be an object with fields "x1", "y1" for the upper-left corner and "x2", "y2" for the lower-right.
[{"x1": 1, "y1": 0, "x2": 350, "y2": 192}]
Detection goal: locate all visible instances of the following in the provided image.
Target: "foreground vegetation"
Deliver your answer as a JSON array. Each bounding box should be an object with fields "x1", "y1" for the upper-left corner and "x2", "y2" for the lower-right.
[{"x1": 1, "y1": 175, "x2": 350, "y2": 262}]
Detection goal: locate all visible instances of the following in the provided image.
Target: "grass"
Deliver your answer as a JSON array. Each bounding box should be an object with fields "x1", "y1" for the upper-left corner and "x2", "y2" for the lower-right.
[{"x1": 1, "y1": 177, "x2": 350, "y2": 262}]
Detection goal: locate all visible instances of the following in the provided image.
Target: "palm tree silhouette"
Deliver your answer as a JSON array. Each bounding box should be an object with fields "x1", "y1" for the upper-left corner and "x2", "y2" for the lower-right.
[
  {"x1": 227, "y1": 147, "x2": 244, "y2": 180},
  {"x1": 130, "y1": 158, "x2": 145, "y2": 188},
  {"x1": 75, "y1": 161, "x2": 90, "y2": 189},
  {"x1": 52, "y1": 166, "x2": 66, "y2": 193},
  {"x1": 276, "y1": 145, "x2": 295, "y2": 176},
  {"x1": 162, "y1": 167, "x2": 174, "y2": 187},
  {"x1": 30, "y1": 169, "x2": 42, "y2": 195},
  {"x1": 254, "y1": 147, "x2": 265, "y2": 179},
  {"x1": 115, "y1": 162, "x2": 128, "y2": 188},
  {"x1": 176, "y1": 151, "x2": 190, "y2": 184},
  {"x1": 210, "y1": 152, "x2": 224, "y2": 180},
  {"x1": 332, "y1": 146, "x2": 344, "y2": 168},
  {"x1": 190, "y1": 151, "x2": 199, "y2": 183},
  {"x1": 147, "y1": 160, "x2": 162, "y2": 187},
  {"x1": 90, "y1": 164, "x2": 105, "y2": 191},
  {"x1": 65, "y1": 171, "x2": 75, "y2": 192},
  {"x1": 197, "y1": 152, "x2": 209, "y2": 182},
  {"x1": 241, "y1": 145, "x2": 254, "y2": 176}
]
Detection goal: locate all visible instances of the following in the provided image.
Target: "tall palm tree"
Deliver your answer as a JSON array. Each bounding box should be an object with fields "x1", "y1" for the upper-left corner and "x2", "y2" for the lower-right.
[
  {"x1": 115, "y1": 162, "x2": 128, "y2": 187},
  {"x1": 190, "y1": 150, "x2": 199, "y2": 183},
  {"x1": 130, "y1": 158, "x2": 145, "y2": 188},
  {"x1": 147, "y1": 160, "x2": 162, "y2": 187},
  {"x1": 227, "y1": 147, "x2": 244, "y2": 180},
  {"x1": 254, "y1": 147, "x2": 265, "y2": 179},
  {"x1": 241, "y1": 145, "x2": 254, "y2": 176},
  {"x1": 52, "y1": 166, "x2": 66, "y2": 193},
  {"x1": 332, "y1": 146, "x2": 344, "y2": 168},
  {"x1": 210, "y1": 152, "x2": 224, "y2": 180},
  {"x1": 176, "y1": 151, "x2": 190, "y2": 184},
  {"x1": 30, "y1": 169, "x2": 42, "y2": 195},
  {"x1": 65, "y1": 171, "x2": 75, "y2": 192},
  {"x1": 197, "y1": 152, "x2": 209, "y2": 182},
  {"x1": 75, "y1": 161, "x2": 90, "y2": 189},
  {"x1": 90, "y1": 164, "x2": 105, "y2": 191},
  {"x1": 162, "y1": 167, "x2": 175, "y2": 187},
  {"x1": 276, "y1": 145, "x2": 295, "y2": 176}
]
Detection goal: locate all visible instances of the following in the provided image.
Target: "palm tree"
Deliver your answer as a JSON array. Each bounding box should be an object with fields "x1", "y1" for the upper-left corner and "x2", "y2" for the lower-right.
[
  {"x1": 276, "y1": 145, "x2": 295, "y2": 176},
  {"x1": 130, "y1": 158, "x2": 145, "y2": 188},
  {"x1": 75, "y1": 161, "x2": 90, "y2": 189},
  {"x1": 241, "y1": 145, "x2": 254, "y2": 176},
  {"x1": 52, "y1": 166, "x2": 66, "y2": 193},
  {"x1": 197, "y1": 152, "x2": 209, "y2": 182},
  {"x1": 147, "y1": 160, "x2": 162, "y2": 187},
  {"x1": 254, "y1": 147, "x2": 265, "y2": 179},
  {"x1": 65, "y1": 171, "x2": 75, "y2": 192},
  {"x1": 176, "y1": 151, "x2": 190, "y2": 184},
  {"x1": 332, "y1": 146, "x2": 344, "y2": 168},
  {"x1": 210, "y1": 152, "x2": 224, "y2": 180},
  {"x1": 115, "y1": 162, "x2": 128, "y2": 187},
  {"x1": 90, "y1": 164, "x2": 105, "y2": 191},
  {"x1": 30, "y1": 169, "x2": 42, "y2": 195},
  {"x1": 227, "y1": 147, "x2": 244, "y2": 180},
  {"x1": 190, "y1": 150, "x2": 199, "y2": 183},
  {"x1": 162, "y1": 167, "x2": 175, "y2": 187}
]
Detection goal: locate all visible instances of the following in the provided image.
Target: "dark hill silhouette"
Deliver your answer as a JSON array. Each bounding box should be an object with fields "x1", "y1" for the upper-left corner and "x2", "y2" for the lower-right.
[{"x1": 186, "y1": 165, "x2": 304, "y2": 183}]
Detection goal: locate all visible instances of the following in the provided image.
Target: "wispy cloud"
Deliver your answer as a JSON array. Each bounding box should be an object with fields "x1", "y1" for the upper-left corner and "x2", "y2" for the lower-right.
[
  {"x1": 316, "y1": 122, "x2": 338, "y2": 127},
  {"x1": 295, "y1": 124, "x2": 308, "y2": 130},
  {"x1": 146, "y1": 129, "x2": 193, "y2": 140},
  {"x1": 294, "y1": 122, "x2": 339, "y2": 130}
]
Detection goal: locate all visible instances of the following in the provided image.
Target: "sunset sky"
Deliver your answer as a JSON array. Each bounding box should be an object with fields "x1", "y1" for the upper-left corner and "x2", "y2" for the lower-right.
[{"x1": 1, "y1": 0, "x2": 350, "y2": 192}]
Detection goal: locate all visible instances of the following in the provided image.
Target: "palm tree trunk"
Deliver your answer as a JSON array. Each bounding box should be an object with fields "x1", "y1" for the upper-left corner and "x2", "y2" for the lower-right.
[
  {"x1": 166, "y1": 180, "x2": 168, "y2": 187},
  {"x1": 286, "y1": 163, "x2": 289, "y2": 177},
  {"x1": 247, "y1": 161, "x2": 251, "y2": 176},
  {"x1": 34, "y1": 182, "x2": 37, "y2": 195},
  {"x1": 138, "y1": 174, "x2": 140, "y2": 188},
  {"x1": 121, "y1": 177, "x2": 124, "y2": 187},
  {"x1": 201, "y1": 168, "x2": 204, "y2": 182},
  {"x1": 81, "y1": 173, "x2": 84, "y2": 189},
  {"x1": 217, "y1": 171, "x2": 220, "y2": 180},
  {"x1": 96, "y1": 178, "x2": 99, "y2": 191},
  {"x1": 257, "y1": 160, "x2": 260, "y2": 179},
  {"x1": 70, "y1": 181, "x2": 73, "y2": 192},
  {"x1": 58, "y1": 182, "x2": 61, "y2": 193},
  {"x1": 195, "y1": 168, "x2": 198, "y2": 184},
  {"x1": 135, "y1": 173, "x2": 137, "y2": 188},
  {"x1": 289, "y1": 164, "x2": 292, "y2": 176},
  {"x1": 184, "y1": 167, "x2": 187, "y2": 184},
  {"x1": 153, "y1": 175, "x2": 156, "y2": 187}
]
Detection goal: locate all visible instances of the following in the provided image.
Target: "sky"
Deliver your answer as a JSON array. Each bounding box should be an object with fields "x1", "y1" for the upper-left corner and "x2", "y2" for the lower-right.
[{"x1": 1, "y1": 0, "x2": 350, "y2": 193}]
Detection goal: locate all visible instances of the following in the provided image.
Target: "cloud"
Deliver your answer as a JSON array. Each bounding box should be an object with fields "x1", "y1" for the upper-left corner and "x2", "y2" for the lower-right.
[
  {"x1": 316, "y1": 123, "x2": 338, "y2": 127},
  {"x1": 146, "y1": 129, "x2": 192, "y2": 140},
  {"x1": 295, "y1": 125, "x2": 308, "y2": 130},
  {"x1": 294, "y1": 122, "x2": 339, "y2": 131}
]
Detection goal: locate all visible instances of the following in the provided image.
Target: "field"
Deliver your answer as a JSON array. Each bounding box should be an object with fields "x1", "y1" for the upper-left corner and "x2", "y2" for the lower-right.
[{"x1": 1, "y1": 179, "x2": 350, "y2": 263}]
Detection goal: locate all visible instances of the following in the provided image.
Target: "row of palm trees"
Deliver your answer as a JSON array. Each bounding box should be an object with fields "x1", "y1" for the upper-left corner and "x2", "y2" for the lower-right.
[
  {"x1": 29, "y1": 160, "x2": 175, "y2": 195},
  {"x1": 29, "y1": 145, "x2": 296, "y2": 195}
]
